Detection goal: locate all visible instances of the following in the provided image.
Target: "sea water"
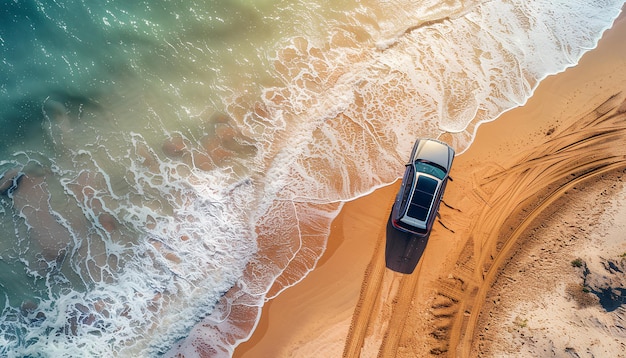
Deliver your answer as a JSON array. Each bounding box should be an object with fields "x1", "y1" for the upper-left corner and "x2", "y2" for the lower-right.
[{"x1": 0, "y1": 0, "x2": 622, "y2": 356}]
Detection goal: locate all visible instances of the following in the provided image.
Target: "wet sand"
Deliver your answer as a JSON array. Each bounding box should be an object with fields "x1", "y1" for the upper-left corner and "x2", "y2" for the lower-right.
[
  {"x1": 234, "y1": 9, "x2": 626, "y2": 358},
  {"x1": 234, "y1": 184, "x2": 399, "y2": 357}
]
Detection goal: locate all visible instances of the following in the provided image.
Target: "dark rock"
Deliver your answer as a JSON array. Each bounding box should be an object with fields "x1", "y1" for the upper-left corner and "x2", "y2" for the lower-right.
[{"x1": 584, "y1": 258, "x2": 626, "y2": 312}]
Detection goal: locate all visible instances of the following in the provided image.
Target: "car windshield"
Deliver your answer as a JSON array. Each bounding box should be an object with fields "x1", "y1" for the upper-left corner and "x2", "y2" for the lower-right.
[{"x1": 414, "y1": 161, "x2": 446, "y2": 180}]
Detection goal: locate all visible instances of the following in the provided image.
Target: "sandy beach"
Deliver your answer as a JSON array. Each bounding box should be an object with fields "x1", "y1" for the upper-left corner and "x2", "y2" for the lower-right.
[{"x1": 234, "y1": 9, "x2": 626, "y2": 358}]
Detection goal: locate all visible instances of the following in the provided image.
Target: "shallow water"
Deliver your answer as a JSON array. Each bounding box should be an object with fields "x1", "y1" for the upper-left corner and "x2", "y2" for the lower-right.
[{"x1": 0, "y1": 0, "x2": 623, "y2": 356}]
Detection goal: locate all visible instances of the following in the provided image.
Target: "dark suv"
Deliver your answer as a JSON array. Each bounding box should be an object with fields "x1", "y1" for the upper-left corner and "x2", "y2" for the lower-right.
[{"x1": 391, "y1": 138, "x2": 455, "y2": 236}]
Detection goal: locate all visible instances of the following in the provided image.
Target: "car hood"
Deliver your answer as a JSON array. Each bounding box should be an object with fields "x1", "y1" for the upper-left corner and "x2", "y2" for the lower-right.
[{"x1": 411, "y1": 139, "x2": 454, "y2": 170}]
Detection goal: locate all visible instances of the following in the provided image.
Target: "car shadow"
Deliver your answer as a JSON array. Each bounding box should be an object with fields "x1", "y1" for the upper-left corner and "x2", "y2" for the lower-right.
[{"x1": 385, "y1": 213, "x2": 429, "y2": 274}]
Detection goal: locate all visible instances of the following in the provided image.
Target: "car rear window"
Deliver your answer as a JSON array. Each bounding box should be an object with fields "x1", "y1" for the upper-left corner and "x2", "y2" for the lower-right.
[{"x1": 407, "y1": 176, "x2": 438, "y2": 221}]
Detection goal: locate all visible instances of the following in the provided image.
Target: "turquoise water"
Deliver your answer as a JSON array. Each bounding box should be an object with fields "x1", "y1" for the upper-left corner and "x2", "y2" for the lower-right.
[{"x1": 0, "y1": 0, "x2": 623, "y2": 356}]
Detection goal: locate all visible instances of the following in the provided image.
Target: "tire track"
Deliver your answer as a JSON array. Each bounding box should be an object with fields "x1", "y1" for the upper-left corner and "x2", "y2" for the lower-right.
[
  {"x1": 444, "y1": 93, "x2": 626, "y2": 356},
  {"x1": 453, "y1": 161, "x2": 626, "y2": 357},
  {"x1": 343, "y1": 195, "x2": 397, "y2": 358},
  {"x1": 377, "y1": 260, "x2": 423, "y2": 357}
]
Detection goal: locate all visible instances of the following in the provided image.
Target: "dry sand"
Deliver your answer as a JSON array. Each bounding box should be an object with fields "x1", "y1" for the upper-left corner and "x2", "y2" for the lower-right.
[
  {"x1": 234, "y1": 10, "x2": 626, "y2": 358},
  {"x1": 474, "y1": 172, "x2": 626, "y2": 357}
]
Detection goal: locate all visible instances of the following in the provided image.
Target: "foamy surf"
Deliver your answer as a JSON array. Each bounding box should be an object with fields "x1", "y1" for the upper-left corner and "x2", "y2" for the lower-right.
[{"x1": 0, "y1": 0, "x2": 623, "y2": 357}]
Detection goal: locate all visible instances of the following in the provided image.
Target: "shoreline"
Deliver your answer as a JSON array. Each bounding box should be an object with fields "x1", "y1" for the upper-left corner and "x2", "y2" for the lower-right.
[
  {"x1": 234, "y1": 8, "x2": 626, "y2": 358},
  {"x1": 234, "y1": 183, "x2": 399, "y2": 357}
]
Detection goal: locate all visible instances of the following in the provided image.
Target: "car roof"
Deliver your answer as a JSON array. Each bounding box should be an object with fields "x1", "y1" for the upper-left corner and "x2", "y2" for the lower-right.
[
  {"x1": 410, "y1": 139, "x2": 454, "y2": 171},
  {"x1": 399, "y1": 172, "x2": 442, "y2": 230},
  {"x1": 406, "y1": 175, "x2": 439, "y2": 222}
]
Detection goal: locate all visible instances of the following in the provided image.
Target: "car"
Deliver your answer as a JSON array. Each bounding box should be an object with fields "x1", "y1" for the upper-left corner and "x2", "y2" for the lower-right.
[{"x1": 391, "y1": 138, "x2": 455, "y2": 236}]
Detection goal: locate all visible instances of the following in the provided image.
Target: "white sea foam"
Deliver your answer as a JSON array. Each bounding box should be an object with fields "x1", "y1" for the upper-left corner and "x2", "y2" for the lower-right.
[{"x1": 0, "y1": 133, "x2": 258, "y2": 356}]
